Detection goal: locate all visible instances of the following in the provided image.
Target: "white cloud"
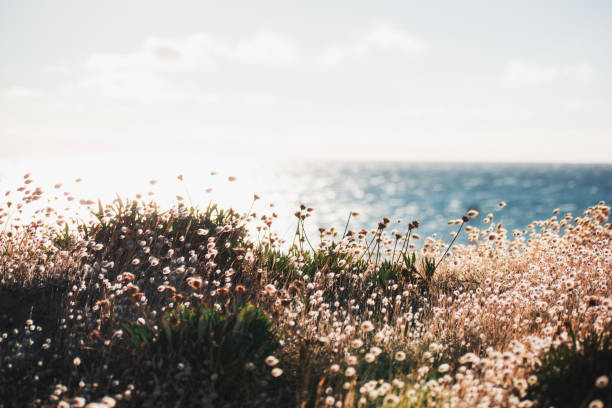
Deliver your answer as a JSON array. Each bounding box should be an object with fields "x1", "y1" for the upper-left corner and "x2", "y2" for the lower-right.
[
  {"x1": 562, "y1": 63, "x2": 593, "y2": 82},
  {"x1": 85, "y1": 31, "x2": 297, "y2": 74},
  {"x1": 233, "y1": 32, "x2": 297, "y2": 65},
  {"x1": 79, "y1": 31, "x2": 298, "y2": 103},
  {"x1": 80, "y1": 71, "x2": 185, "y2": 104},
  {"x1": 2, "y1": 86, "x2": 44, "y2": 99},
  {"x1": 503, "y1": 59, "x2": 593, "y2": 85},
  {"x1": 243, "y1": 92, "x2": 280, "y2": 104},
  {"x1": 320, "y1": 23, "x2": 425, "y2": 66}
]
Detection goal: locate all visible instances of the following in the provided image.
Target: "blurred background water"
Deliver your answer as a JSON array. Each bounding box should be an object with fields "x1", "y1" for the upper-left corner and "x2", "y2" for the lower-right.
[
  {"x1": 1, "y1": 155, "x2": 611, "y2": 244},
  {"x1": 259, "y1": 161, "x2": 612, "y2": 241}
]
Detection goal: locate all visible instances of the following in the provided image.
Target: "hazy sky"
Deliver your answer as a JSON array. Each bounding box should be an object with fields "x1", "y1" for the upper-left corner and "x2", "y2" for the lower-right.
[{"x1": 1, "y1": 0, "x2": 611, "y2": 162}]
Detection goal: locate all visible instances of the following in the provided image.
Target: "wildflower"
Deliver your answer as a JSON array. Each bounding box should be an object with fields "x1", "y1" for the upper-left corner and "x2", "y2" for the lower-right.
[
  {"x1": 265, "y1": 355, "x2": 279, "y2": 366},
  {"x1": 101, "y1": 396, "x2": 116, "y2": 407},
  {"x1": 330, "y1": 364, "x2": 340, "y2": 373},
  {"x1": 467, "y1": 209, "x2": 479, "y2": 218},
  {"x1": 438, "y1": 363, "x2": 450, "y2": 373},
  {"x1": 271, "y1": 367, "x2": 283, "y2": 377},
  {"x1": 595, "y1": 375, "x2": 609, "y2": 389},
  {"x1": 394, "y1": 351, "x2": 406, "y2": 361},
  {"x1": 351, "y1": 339, "x2": 363, "y2": 349},
  {"x1": 73, "y1": 357, "x2": 81, "y2": 366},
  {"x1": 364, "y1": 353, "x2": 375, "y2": 363},
  {"x1": 361, "y1": 320, "x2": 374, "y2": 332},
  {"x1": 71, "y1": 397, "x2": 86, "y2": 407},
  {"x1": 588, "y1": 400, "x2": 604, "y2": 408},
  {"x1": 186, "y1": 276, "x2": 203, "y2": 290},
  {"x1": 498, "y1": 201, "x2": 506, "y2": 208},
  {"x1": 345, "y1": 367, "x2": 356, "y2": 377},
  {"x1": 383, "y1": 394, "x2": 400, "y2": 406}
]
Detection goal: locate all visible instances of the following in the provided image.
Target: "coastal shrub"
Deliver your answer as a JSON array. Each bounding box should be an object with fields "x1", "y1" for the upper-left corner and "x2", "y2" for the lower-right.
[{"x1": 85, "y1": 199, "x2": 251, "y2": 282}]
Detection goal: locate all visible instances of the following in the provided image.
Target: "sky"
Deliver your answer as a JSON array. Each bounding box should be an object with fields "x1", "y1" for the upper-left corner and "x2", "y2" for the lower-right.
[{"x1": 1, "y1": 0, "x2": 611, "y2": 162}]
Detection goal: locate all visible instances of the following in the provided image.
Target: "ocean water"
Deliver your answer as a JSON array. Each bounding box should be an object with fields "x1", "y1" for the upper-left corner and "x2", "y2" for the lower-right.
[
  {"x1": 1, "y1": 156, "x2": 611, "y2": 244},
  {"x1": 257, "y1": 162, "x2": 612, "y2": 241}
]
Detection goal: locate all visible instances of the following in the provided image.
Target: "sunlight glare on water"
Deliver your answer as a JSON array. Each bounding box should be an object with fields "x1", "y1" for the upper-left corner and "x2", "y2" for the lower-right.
[{"x1": 1, "y1": 154, "x2": 611, "y2": 246}]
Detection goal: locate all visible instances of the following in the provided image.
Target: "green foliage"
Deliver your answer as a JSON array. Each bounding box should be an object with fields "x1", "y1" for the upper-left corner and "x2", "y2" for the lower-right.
[
  {"x1": 401, "y1": 252, "x2": 437, "y2": 295},
  {"x1": 356, "y1": 351, "x2": 413, "y2": 382},
  {"x1": 256, "y1": 246, "x2": 298, "y2": 281},
  {"x1": 126, "y1": 303, "x2": 279, "y2": 403},
  {"x1": 129, "y1": 303, "x2": 277, "y2": 370},
  {"x1": 365, "y1": 260, "x2": 399, "y2": 289},
  {"x1": 527, "y1": 331, "x2": 612, "y2": 408},
  {"x1": 53, "y1": 223, "x2": 72, "y2": 249},
  {"x1": 421, "y1": 256, "x2": 437, "y2": 282}
]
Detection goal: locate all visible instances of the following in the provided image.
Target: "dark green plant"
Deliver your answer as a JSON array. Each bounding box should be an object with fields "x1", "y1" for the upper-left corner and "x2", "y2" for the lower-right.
[
  {"x1": 53, "y1": 223, "x2": 73, "y2": 249},
  {"x1": 365, "y1": 260, "x2": 399, "y2": 289},
  {"x1": 129, "y1": 303, "x2": 277, "y2": 369},
  {"x1": 526, "y1": 331, "x2": 612, "y2": 408},
  {"x1": 125, "y1": 303, "x2": 279, "y2": 404},
  {"x1": 401, "y1": 252, "x2": 437, "y2": 293}
]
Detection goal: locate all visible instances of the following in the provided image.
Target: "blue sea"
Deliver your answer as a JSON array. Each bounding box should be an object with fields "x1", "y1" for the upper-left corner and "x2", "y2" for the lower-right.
[
  {"x1": 255, "y1": 162, "x2": 612, "y2": 241},
  {"x1": 2, "y1": 156, "x2": 611, "y2": 243}
]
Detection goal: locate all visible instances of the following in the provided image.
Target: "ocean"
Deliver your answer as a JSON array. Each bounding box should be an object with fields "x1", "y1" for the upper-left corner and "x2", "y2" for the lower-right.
[
  {"x1": 1, "y1": 155, "x2": 611, "y2": 244},
  {"x1": 256, "y1": 161, "x2": 612, "y2": 241}
]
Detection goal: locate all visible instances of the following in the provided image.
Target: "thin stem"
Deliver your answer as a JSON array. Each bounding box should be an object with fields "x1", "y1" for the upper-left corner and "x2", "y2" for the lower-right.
[
  {"x1": 300, "y1": 219, "x2": 316, "y2": 252},
  {"x1": 357, "y1": 229, "x2": 380, "y2": 264},
  {"x1": 391, "y1": 237, "x2": 399, "y2": 263},
  {"x1": 435, "y1": 221, "x2": 465, "y2": 270},
  {"x1": 395, "y1": 229, "x2": 412, "y2": 264},
  {"x1": 342, "y1": 212, "x2": 352, "y2": 239}
]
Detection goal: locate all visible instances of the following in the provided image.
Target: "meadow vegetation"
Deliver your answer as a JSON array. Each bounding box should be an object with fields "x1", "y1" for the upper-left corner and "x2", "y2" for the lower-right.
[{"x1": 0, "y1": 174, "x2": 611, "y2": 407}]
